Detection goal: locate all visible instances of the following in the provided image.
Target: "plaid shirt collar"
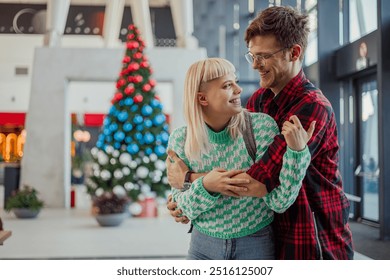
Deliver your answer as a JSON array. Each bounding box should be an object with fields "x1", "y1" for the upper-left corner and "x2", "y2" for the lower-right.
[{"x1": 272, "y1": 69, "x2": 307, "y2": 108}]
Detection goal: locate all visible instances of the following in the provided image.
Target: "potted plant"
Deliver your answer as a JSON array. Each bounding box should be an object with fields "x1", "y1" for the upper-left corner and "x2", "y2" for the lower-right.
[
  {"x1": 4, "y1": 185, "x2": 44, "y2": 219},
  {"x1": 91, "y1": 192, "x2": 130, "y2": 227}
]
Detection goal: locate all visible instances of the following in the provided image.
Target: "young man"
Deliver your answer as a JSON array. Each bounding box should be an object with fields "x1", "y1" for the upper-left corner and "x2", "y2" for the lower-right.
[{"x1": 166, "y1": 6, "x2": 354, "y2": 260}]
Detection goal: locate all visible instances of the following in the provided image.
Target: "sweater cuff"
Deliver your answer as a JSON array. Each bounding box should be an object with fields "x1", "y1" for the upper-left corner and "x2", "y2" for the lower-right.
[{"x1": 193, "y1": 176, "x2": 221, "y2": 204}]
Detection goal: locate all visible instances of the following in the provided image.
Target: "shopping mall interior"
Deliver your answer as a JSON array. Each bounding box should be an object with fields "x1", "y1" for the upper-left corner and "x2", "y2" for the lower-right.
[{"x1": 1, "y1": 0, "x2": 390, "y2": 260}]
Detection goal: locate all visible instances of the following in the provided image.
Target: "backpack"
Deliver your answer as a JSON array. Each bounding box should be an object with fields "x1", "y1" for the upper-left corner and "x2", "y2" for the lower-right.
[{"x1": 241, "y1": 111, "x2": 257, "y2": 163}]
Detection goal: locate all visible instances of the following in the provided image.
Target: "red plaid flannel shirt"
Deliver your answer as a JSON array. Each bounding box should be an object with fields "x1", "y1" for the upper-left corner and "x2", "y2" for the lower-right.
[{"x1": 246, "y1": 70, "x2": 354, "y2": 259}]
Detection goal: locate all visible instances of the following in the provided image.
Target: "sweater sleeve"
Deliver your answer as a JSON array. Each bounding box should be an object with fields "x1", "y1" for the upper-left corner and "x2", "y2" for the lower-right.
[
  {"x1": 250, "y1": 113, "x2": 311, "y2": 213},
  {"x1": 167, "y1": 127, "x2": 221, "y2": 220},
  {"x1": 263, "y1": 146, "x2": 310, "y2": 213}
]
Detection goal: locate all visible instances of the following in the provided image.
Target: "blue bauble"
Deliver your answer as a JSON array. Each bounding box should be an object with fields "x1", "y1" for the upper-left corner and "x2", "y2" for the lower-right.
[
  {"x1": 127, "y1": 143, "x2": 139, "y2": 154},
  {"x1": 105, "y1": 135, "x2": 112, "y2": 142},
  {"x1": 144, "y1": 119, "x2": 152, "y2": 128},
  {"x1": 124, "y1": 98, "x2": 134, "y2": 106},
  {"x1": 134, "y1": 132, "x2": 143, "y2": 141},
  {"x1": 160, "y1": 131, "x2": 169, "y2": 143},
  {"x1": 130, "y1": 105, "x2": 139, "y2": 112},
  {"x1": 143, "y1": 133, "x2": 154, "y2": 144},
  {"x1": 163, "y1": 124, "x2": 169, "y2": 131},
  {"x1": 117, "y1": 111, "x2": 128, "y2": 122},
  {"x1": 96, "y1": 141, "x2": 103, "y2": 148},
  {"x1": 103, "y1": 118, "x2": 111, "y2": 126},
  {"x1": 103, "y1": 128, "x2": 111, "y2": 136},
  {"x1": 98, "y1": 134, "x2": 105, "y2": 141},
  {"x1": 133, "y1": 114, "x2": 143, "y2": 124},
  {"x1": 109, "y1": 106, "x2": 117, "y2": 115},
  {"x1": 114, "y1": 142, "x2": 121, "y2": 149},
  {"x1": 114, "y1": 131, "x2": 125, "y2": 142},
  {"x1": 154, "y1": 145, "x2": 166, "y2": 156},
  {"x1": 119, "y1": 100, "x2": 124, "y2": 106},
  {"x1": 141, "y1": 105, "x2": 153, "y2": 116},
  {"x1": 153, "y1": 114, "x2": 166, "y2": 126},
  {"x1": 125, "y1": 136, "x2": 132, "y2": 143},
  {"x1": 145, "y1": 147, "x2": 153, "y2": 155},
  {"x1": 136, "y1": 124, "x2": 144, "y2": 131},
  {"x1": 109, "y1": 123, "x2": 118, "y2": 132},
  {"x1": 123, "y1": 123, "x2": 133, "y2": 132},
  {"x1": 150, "y1": 99, "x2": 160, "y2": 108}
]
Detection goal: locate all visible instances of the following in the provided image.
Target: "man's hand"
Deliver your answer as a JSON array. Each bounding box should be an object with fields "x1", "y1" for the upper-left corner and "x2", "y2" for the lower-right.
[
  {"x1": 166, "y1": 150, "x2": 189, "y2": 189},
  {"x1": 166, "y1": 194, "x2": 189, "y2": 224},
  {"x1": 232, "y1": 172, "x2": 268, "y2": 198},
  {"x1": 203, "y1": 168, "x2": 250, "y2": 197}
]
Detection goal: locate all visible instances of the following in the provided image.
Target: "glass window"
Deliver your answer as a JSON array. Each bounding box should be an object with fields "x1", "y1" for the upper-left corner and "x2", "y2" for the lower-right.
[
  {"x1": 304, "y1": 1, "x2": 318, "y2": 66},
  {"x1": 349, "y1": 0, "x2": 377, "y2": 42}
]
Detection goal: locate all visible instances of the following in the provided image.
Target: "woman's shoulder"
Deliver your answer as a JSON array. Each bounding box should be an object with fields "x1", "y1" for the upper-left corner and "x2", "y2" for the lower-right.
[{"x1": 169, "y1": 126, "x2": 187, "y2": 141}]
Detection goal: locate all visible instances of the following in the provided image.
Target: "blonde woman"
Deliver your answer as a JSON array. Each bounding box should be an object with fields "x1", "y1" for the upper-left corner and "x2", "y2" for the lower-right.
[{"x1": 167, "y1": 58, "x2": 315, "y2": 260}]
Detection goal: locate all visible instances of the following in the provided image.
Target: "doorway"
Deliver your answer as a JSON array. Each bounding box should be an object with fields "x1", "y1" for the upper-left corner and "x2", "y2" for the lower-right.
[{"x1": 354, "y1": 75, "x2": 379, "y2": 222}]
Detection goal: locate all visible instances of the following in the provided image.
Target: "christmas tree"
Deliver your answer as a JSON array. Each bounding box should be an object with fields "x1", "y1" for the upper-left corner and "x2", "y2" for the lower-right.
[{"x1": 86, "y1": 24, "x2": 170, "y2": 202}]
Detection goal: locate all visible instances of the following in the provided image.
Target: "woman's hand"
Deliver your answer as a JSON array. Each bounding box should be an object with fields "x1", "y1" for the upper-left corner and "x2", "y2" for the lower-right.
[{"x1": 282, "y1": 115, "x2": 316, "y2": 151}]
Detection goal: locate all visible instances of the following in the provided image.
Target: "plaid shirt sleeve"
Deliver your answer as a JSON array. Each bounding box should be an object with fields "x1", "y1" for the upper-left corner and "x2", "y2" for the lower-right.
[{"x1": 246, "y1": 93, "x2": 333, "y2": 192}]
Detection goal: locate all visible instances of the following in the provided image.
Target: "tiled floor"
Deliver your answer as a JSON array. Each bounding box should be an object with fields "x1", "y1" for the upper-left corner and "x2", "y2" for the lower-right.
[
  {"x1": 0, "y1": 207, "x2": 375, "y2": 260},
  {"x1": 0, "y1": 208, "x2": 191, "y2": 259}
]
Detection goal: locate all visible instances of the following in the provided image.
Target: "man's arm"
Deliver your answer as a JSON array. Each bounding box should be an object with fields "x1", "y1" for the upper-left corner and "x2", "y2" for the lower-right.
[{"x1": 246, "y1": 100, "x2": 330, "y2": 192}]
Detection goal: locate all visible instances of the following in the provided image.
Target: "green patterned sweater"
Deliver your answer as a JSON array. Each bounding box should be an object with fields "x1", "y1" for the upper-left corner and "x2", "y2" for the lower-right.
[{"x1": 168, "y1": 112, "x2": 310, "y2": 239}]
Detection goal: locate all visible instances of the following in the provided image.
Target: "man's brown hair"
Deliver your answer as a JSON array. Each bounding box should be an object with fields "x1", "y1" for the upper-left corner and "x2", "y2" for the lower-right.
[{"x1": 245, "y1": 6, "x2": 310, "y2": 60}]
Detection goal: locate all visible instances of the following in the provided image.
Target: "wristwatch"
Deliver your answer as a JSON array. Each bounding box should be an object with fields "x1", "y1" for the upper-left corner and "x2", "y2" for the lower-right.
[{"x1": 182, "y1": 171, "x2": 193, "y2": 191}]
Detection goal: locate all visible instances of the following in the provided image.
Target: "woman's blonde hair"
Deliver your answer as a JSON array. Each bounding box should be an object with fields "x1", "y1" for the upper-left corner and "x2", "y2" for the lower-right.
[{"x1": 183, "y1": 58, "x2": 245, "y2": 161}]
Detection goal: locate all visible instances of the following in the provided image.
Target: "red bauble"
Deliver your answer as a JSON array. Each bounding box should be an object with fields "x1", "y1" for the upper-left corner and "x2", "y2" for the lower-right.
[
  {"x1": 122, "y1": 56, "x2": 130, "y2": 63},
  {"x1": 116, "y1": 79, "x2": 126, "y2": 89},
  {"x1": 149, "y1": 79, "x2": 156, "y2": 87},
  {"x1": 126, "y1": 41, "x2": 139, "y2": 50},
  {"x1": 111, "y1": 92, "x2": 123, "y2": 104},
  {"x1": 142, "y1": 84, "x2": 151, "y2": 92},
  {"x1": 124, "y1": 86, "x2": 135, "y2": 95},
  {"x1": 154, "y1": 96, "x2": 161, "y2": 101},
  {"x1": 133, "y1": 95, "x2": 143, "y2": 103},
  {"x1": 140, "y1": 61, "x2": 149, "y2": 68},
  {"x1": 133, "y1": 52, "x2": 142, "y2": 59},
  {"x1": 134, "y1": 75, "x2": 143, "y2": 83}
]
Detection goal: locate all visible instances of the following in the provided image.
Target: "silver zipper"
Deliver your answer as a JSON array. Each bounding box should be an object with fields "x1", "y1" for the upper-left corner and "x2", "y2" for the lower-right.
[{"x1": 312, "y1": 212, "x2": 323, "y2": 260}]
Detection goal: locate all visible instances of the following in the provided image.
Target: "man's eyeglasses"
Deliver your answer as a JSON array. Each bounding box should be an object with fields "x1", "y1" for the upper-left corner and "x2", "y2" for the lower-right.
[{"x1": 245, "y1": 48, "x2": 288, "y2": 66}]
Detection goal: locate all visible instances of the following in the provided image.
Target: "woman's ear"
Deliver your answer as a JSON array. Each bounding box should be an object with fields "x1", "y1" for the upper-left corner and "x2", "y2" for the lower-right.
[{"x1": 197, "y1": 92, "x2": 208, "y2": 106}]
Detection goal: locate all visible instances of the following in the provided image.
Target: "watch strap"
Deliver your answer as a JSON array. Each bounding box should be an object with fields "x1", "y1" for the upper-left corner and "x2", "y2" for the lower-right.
[{"x1": 184, "y1": 171, "x2": 193, "y2": 183}]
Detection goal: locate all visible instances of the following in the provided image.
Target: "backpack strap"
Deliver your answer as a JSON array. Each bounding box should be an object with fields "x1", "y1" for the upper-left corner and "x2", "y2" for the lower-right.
[{"x1": 242, "y1": 111, "x2": 257, "y2": 163}]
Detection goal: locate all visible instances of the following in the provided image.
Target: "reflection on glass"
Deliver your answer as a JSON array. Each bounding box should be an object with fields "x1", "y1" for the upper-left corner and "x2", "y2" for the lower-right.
[
  {"x1": 304, "y1": 2, "x2": 318, "y2": 66},
  {"x1": 349, "y1": 0, "x2": 377, "y2": 42},
  {"x1": 360, "y1": 81, "x2": 378, "y2": 221}
]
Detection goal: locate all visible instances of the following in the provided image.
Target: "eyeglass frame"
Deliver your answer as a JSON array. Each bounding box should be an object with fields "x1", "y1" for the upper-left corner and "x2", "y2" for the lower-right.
[{"x1": 244, "y1": 47, "x2": 289, "y2": 66}]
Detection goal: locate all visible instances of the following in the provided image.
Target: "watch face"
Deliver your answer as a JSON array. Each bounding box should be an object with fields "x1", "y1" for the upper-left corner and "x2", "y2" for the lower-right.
[{"x1": 182, "y1": 182, "x2": 191, "y2": 191}]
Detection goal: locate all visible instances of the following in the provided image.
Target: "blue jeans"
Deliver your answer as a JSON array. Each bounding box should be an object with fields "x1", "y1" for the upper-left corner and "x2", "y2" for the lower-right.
[{"x1": 187, "y1": 225, "x2": 275, "y2": 260}]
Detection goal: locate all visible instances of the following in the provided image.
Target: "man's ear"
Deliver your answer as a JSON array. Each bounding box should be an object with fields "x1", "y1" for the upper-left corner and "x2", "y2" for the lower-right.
[
  {"x1": 197, "y1": 92, "x2": 208, "y2": 106},
  {"x1": 290, "y1": 44, "x2": 302, "y2": 61}
]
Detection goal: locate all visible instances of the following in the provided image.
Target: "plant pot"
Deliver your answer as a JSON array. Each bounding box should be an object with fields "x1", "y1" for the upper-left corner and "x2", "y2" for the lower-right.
[
  {"x1": 94, "y1": 212, "x2": 128, "y2": 227},
  {"x1": 12, "y1": 208, "x2": 40, "y2": 219}
]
